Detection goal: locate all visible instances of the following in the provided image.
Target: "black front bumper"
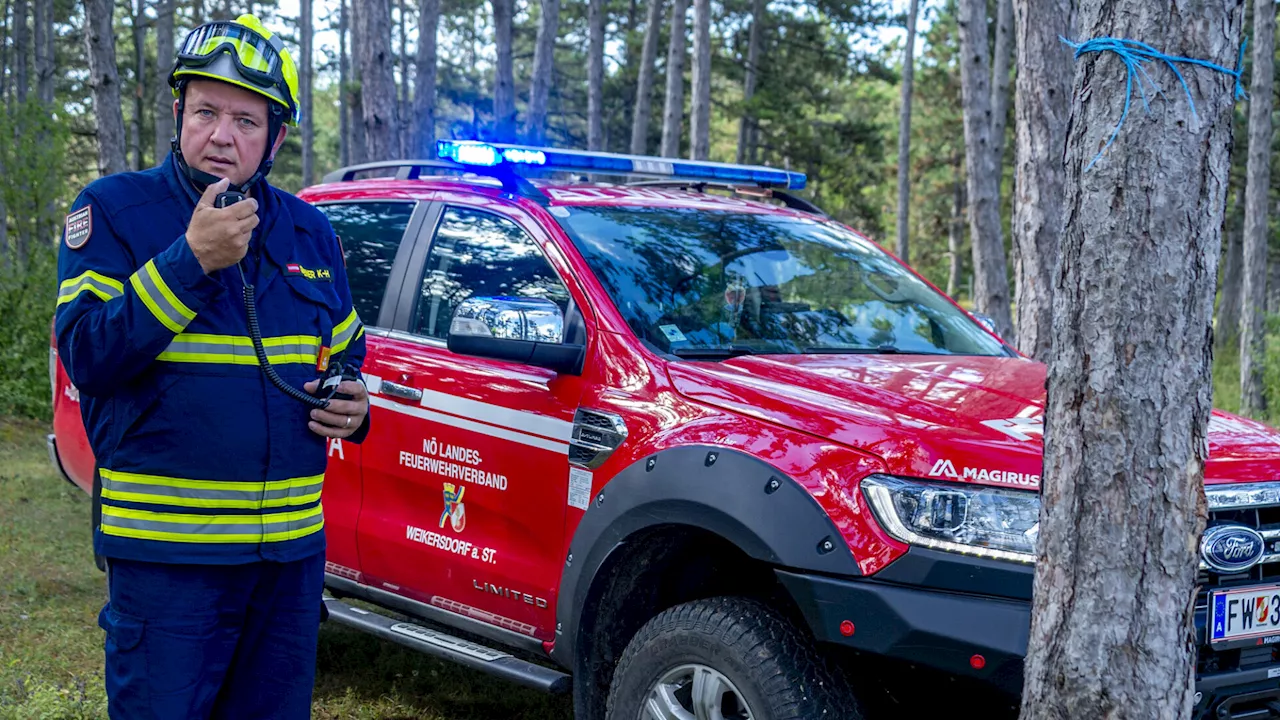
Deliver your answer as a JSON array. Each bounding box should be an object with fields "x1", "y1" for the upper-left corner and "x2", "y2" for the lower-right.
[{"x1": 777, "y1": 548, "x2": 1280, "y2": 718}]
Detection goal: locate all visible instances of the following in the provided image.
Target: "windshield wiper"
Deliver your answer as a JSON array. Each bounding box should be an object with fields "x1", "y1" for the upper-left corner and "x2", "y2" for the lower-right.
[
  {"x1": 802, "y1": 345, "x2": 953, "y2": 356},
  {"x1": 671, "y1": 346, "x2": 756, "y2": 359}
]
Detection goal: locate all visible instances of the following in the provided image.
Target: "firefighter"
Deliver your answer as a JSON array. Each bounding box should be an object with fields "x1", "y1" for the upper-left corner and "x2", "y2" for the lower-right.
[{"x1": 54, "y1": 14, "x2": 369, "y2": 719}]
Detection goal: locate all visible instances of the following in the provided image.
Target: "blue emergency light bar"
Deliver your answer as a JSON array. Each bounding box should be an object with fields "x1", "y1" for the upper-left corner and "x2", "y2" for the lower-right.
[{"x1": 435, "y1": 139, "x2": 807, "y2": 190}]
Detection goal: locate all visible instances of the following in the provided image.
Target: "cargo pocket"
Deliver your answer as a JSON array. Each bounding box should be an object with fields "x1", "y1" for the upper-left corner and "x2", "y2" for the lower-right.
[{"x1": 99, "y1": 604, "x2": 149, "y2": 713}]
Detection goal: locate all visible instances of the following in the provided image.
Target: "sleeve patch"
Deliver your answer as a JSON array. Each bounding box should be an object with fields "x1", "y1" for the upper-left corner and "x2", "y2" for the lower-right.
[{"x1": 64, "y1": 206, "x2": 93, "y2": 249}]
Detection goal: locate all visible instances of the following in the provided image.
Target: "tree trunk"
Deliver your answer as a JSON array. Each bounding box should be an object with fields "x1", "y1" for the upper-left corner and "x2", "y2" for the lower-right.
[
  {"x1": 630, "y1": 0, "x2": 662, "y2": 154},
  {"x1": 154, "y1": 0, "x2": 176, "y2": 164},
  {"x1": 956, "y1": 0, "x2": 1014, "y2": 341},
  {"x1": 132, "y1": 0, "x2": 147, "y2": 170},
  {"x1": 735, "y1": 0, "x2": 765, "y2": 164},
  {"x1": 85, "y1": 0, "x2": 129, "y2": 178},
  {"x1": 688, "y1": 0, "x2": 710, "y2": 160},
  {"x1": 660, "y1": 0, "x2": 687, "y2": 158},
  {"x1": 527, "y1": 0, "x2": 560, "y2": 145},
  {"x1": 1268, "y1": 255, "x2": 1280, "y2": 315},
  {"x1": 588, "y1": 0, "x2": 605, "y2": 150},
  {"x1": 414, "y1": 0, "x2": 441, "y2": 158},
  {"x1": 13, "y1": 0, "x2": 27, "y2": 105},
  {"x1": 1019, "y1": 1, "x2": 1243, "y2": 717},
  {"x1": 33, "y1": 0, "x2": 50, "y2": 106},
  {"x1": 349, "y1": 0, "x2": 368, "y2": 164},
  {"x1": 1011, "y1": 0, "x2": 1071, "y2": 361},
  {"x1": 894, "y1": 0, "x2": 919, "y2": 262},
  {"x1": 301, "y1": 0, "x2": 315, "y2": 184},
  {"x1": 398, "y1": 0, "x2": 410, "y2": 159},
  {"x1": 948, "y1": 152, "x2": 964, "y2": 298},
  {"x1": 989, "y1": 0, "x2": 1014, "y2": 171},
  {"x1": 1216, "y1": 188, "x2": 1244, "y2": 355},
  {"x1": 492, "y1": 0, "x2": 516, "y2": 142},
  {"x1": 1241, "y1": 0, "x2": 1273, "y2": 418},
  {"x1": 357, "y1": 0, "x2": 397, "y2": 161},
  {"x1": 339, "y1": 0, "x2": 350, "y2": 167}
]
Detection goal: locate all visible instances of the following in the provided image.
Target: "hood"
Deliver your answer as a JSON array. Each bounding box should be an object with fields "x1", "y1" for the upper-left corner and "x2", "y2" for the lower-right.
[{"x1": 666, "y1": 353, "x2": 1280, "y2": 488}]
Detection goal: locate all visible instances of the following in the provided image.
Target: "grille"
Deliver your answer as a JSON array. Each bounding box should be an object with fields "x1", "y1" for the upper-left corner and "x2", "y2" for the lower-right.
[{"x1": 1196, "y1": 484, "x2": 1280, "y2": 681}]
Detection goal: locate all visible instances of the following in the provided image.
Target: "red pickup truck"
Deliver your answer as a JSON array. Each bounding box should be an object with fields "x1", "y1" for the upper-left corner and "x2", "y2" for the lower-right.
[{"x1": 49, "y1": 141, "x2": 1280, "y2": 720}]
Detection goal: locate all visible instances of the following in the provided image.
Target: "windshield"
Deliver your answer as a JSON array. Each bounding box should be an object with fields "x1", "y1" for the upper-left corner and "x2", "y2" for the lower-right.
[{"x1": 555, "y1": 206, "x2": 1007, "y2": 357}]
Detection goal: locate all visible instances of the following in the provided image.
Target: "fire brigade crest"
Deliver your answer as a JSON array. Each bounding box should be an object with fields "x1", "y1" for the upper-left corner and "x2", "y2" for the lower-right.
[{"x1": 440, "y1": 483, "x2": 466, "y2": 533}]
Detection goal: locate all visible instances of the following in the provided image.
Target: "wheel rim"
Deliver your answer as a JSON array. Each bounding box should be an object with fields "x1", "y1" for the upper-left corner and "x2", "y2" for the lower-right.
[{"x1": 640, "y1": 663, "x2": 755, "y2": 720}]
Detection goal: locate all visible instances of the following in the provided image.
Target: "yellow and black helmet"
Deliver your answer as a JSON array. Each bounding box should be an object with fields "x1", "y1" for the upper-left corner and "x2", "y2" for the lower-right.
[{"x1": 169, "y1": 14, "x2": 300, "y2": 127}]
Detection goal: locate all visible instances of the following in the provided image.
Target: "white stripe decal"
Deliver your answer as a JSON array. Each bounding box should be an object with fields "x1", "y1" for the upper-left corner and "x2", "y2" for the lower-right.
[
  {"x1": 417, "y1": 388, "x2": 573, "y2": 441},
  {"x1": 369, "y1": 395, "x2": 571, "y2": 455}
]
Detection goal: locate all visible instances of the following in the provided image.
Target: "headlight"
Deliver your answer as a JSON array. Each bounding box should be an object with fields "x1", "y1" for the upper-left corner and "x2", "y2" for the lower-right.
[{"x1": 861, "y1": 474, "x2": 1039, "y2": 564}]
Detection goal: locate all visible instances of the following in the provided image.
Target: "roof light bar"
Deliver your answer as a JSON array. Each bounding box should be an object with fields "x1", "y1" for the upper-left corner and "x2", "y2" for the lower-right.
[{"x1": 434, "y1": 140, "x2": 806, "y2": 190}]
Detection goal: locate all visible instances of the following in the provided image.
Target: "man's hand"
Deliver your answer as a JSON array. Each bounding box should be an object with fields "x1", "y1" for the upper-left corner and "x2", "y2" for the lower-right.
[
  {"x1": 303, "y1": 379, "x2": 370, "y2": 438},
  {"x1": 186, "y1": 178, "x2": 260, "y2": 274}
]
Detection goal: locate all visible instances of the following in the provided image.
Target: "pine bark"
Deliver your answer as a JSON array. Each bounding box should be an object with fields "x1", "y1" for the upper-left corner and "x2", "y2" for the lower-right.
[
  {"x1": 1012, "y1": 0, "x2": 1072, "y2": 361},
  {"x1": 630, "y1": 0, "x2": 663, "y2": 154},
  {"x1": 339, "y1": 0, "x2": 351, "y2": 166},
  {"x1": 688, "y1": 0, "x2": 711, "y2": 160},
  {"x1": 13, "y1": 0, "x2": 27, "y2": 105},
  {"x1": 956, "y1": 0, "x2": 1014, "y2": 340},
  {"x1": 660, "y1": 0, "x2": 688, "y2": 158},
  {"x1": 527, "y1": 0, "x2": 560, "y2": 145},
  {"x1": 414, "y1": 0, "x2": 441, "y2": 158},
  {"x1": 301, "y1": 0, "x2": 315, "y2": 185},
  {"x1": 132, "y1": 0, "x2": 147, "y2": 170},
  {"x1": 1241, "y1": 0, "x2": 1273, "y2": 418},
  {"x1": 1216, "y1": 188, "x2": 1244, "y2": 355},
  {"x1": 357, "y1": 0, "x2": 398, "y2": 161},
  {"x1": 33, "y1": 0, "x2": 50, "y2": 106},
  {"x1": 399, "y1": 0, "x2": 410, "y2": 159},
  {"x1": 735, "y1": 0, "x2": 766, "y2": 164},
  {"x1": 894, "y1": 0, "x2": 919, "y2": 262},
  {"x1": 349, "y1": 0, "x2": 368, "y2": 164},
  {"x1": 84, "y1": 0, "x2": 129, "y2": 178},
  {"x1": 492, "y1": 0, "x2": 516, "y2": 142},
  {"x1": 989, "y1": 0, "x2": 1014, "y2": 171},
  {"x1": 154, "y1": 0, "x2": 176, "y2": 164},
  {"x1": 588, "y1": 0, "x2": 605, "y2": 150},
  {"x1": 1019, "y1": 1, "x2": 1244, "y2": 717},
  {"x1": 948, "y1": 152, "x2": 964, "y2": 298}
]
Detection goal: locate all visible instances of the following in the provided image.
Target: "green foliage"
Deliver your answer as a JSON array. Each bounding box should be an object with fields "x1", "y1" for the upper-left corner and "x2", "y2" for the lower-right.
[
  {"x1": 0, "y1": 248, "x2": 56, "y2": 422},
  {"x1": 1212, "y1": 315, "x2": 1280, "y2": 427}
]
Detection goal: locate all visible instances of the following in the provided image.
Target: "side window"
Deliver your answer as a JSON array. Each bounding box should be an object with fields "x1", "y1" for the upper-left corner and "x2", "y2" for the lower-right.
[
  {"x1": 413, "y1": 206, "x2": 570, "y2": 340},
  {"x1": 316, "y1": 202, "x2": 415, "y2": 325}
]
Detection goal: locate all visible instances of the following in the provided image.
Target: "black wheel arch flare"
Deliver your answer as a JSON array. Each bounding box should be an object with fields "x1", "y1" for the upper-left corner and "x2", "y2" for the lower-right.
[{"x1": 550, "y1": 444, "x2": 860, "y2": 670}]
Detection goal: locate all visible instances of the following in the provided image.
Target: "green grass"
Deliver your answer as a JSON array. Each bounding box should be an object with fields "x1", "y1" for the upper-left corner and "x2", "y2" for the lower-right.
[{"x1": 0, "y1": 418, "x2": 574, "y2": 720}]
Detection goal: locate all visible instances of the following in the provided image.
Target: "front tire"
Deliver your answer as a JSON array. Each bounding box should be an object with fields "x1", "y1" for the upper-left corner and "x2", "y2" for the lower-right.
[{"x1": 605, "y1": 596, "x2": 861, "y2": 720}]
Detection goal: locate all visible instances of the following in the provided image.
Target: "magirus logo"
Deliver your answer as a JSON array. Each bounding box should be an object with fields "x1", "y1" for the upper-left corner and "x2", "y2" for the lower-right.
[{"x1": 928, "y1": 458, "x2": 1040, "y2": 487}]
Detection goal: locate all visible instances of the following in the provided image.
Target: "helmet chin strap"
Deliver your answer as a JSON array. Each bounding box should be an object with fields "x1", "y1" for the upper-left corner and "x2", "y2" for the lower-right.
[{"x1": 171, "y1": 81, "x2": 285, "y2": 196}]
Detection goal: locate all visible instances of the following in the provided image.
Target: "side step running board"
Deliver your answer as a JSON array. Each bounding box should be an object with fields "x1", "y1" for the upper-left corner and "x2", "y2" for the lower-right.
[{"x1": 322, "y1": 597, "x2": 570, "y2": 694}]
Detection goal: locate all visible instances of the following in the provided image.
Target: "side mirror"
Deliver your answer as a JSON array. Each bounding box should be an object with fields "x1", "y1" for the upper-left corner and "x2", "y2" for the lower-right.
[{"x1": 447, "y1": 296, "x2": 585, "y2": 375}]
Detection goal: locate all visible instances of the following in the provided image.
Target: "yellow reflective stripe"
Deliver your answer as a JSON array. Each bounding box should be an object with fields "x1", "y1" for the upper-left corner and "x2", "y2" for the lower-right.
[
  {"x1": 100, "y1": 488, "x2": 323, "y2": 510},
  {"x1": 144, "y1": 260, "x2": 196, "y2": 322},
  {"x1": 333, "y1": 308, "x2": 359, "y2": 337},
  {"x1": 57, "y1": 283, "x2": 117, "y2": 306},
  {"x1": 60, "y1": 270, "x2": 125, "y2": 294},
  {"x1": 102, "y1": 504, "x2": 323, "y2": 524},
  {"x1": 333, "y1": 325, "x2": 364, "y2": 354},
  {"x1": 99, "y1": 468, "x2": 324, "y2": 493},
  {"x1": 155, "y1": 333, "x2": 321, "y2": 366},
  {"x1": 100, "y1": 521, "x2": 325, "y2": 544},
  {"x1": 130, "y1": 272, "x2": 184, "y2": 333},
  {"x1": 100, "y1": 504, "x2": 325, "y2": 544}
]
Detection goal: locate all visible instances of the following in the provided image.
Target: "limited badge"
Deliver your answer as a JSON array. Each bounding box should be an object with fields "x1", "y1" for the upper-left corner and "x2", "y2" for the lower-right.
[
  {"x1": 64, "y1": 206, "x2": 92, "y2": 249},
  {"x1": 285, "y1": 263, "x2": 333, "y2": 282}
]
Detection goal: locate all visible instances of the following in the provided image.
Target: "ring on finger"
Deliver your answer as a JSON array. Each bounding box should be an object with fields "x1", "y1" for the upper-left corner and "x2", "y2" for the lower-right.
[{"x1": 344, "y1": 416, "x2": 351, "y2": 429}]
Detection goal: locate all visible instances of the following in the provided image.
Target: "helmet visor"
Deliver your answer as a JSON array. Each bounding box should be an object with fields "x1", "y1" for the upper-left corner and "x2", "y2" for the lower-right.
[{"x1": 178, "y1": 22, "x2": 282, "y2": 88}]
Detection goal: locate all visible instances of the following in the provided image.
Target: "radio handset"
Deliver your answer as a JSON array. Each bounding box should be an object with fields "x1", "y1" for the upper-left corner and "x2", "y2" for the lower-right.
[{"x1": 217, "y1": 190, "x2": 332, "y2": 409}]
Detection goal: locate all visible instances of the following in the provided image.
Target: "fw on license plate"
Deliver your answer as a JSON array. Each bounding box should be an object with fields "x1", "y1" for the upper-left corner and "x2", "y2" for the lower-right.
[{"x1": 1211, "y1": 584, "x2": 1280, "y2": 644}]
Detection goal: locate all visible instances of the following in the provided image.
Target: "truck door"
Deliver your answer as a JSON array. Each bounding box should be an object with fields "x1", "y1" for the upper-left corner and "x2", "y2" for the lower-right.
[
  {"x1": 313, "y1": 199, "x2": 421, "y2": 578},
  {"x1": 356, "y1": 202, "x2": 585, "y2": 641}
]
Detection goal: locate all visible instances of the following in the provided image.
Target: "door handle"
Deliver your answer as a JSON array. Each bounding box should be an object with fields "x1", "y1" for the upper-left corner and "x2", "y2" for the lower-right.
[{"x1": 381, "y1": 381, "x2": 422, "y2": 402}]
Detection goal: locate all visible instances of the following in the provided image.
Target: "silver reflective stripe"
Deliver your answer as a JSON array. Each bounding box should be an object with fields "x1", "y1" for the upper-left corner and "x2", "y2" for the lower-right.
[
  {"x1": 332, "y1": 312, "x2": 363, "y2": 351},
  {"x1": 132, "y1": 261, "x2": 191, "y2": 330},
  {"x1": 157, "y1": 334, "x2": 321, "y2": 365},
  {"x1": 102, "y1": 509, "x2": 324, "y2": 537},
  {"x1": 57, "y1": 274, "x2": 124, "y2": 304}
]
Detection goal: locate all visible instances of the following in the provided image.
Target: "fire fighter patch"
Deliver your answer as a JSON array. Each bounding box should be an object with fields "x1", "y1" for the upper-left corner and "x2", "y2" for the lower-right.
[
  {"x1": 285, "y1": 263, "x2": 333, "y2": 282},
  {"x1": 64, "y1": 206, "x2": 92, "y2": 249}
]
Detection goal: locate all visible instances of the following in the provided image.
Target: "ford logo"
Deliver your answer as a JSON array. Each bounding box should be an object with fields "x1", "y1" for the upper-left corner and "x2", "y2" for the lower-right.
[{"x1": 1201, "y1": 524, "x2": 1267, "y2": 573}]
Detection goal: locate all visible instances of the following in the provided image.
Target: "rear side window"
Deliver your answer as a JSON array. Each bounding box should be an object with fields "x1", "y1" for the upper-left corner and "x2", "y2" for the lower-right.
[{"x1": 317, "y1": 202, "x2": 414, "y2": 325}]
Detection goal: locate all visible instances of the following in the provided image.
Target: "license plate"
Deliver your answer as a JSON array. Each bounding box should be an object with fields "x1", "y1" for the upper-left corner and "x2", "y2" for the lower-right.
[{"x1": 1210, "y1": 585, "x2": 1280, "y2": 644}]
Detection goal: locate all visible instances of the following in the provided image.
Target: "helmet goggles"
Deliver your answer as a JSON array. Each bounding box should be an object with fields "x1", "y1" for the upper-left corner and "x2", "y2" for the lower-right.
[{"x1": 177, "y1": 22, "x2": 290, "y2": 105}]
